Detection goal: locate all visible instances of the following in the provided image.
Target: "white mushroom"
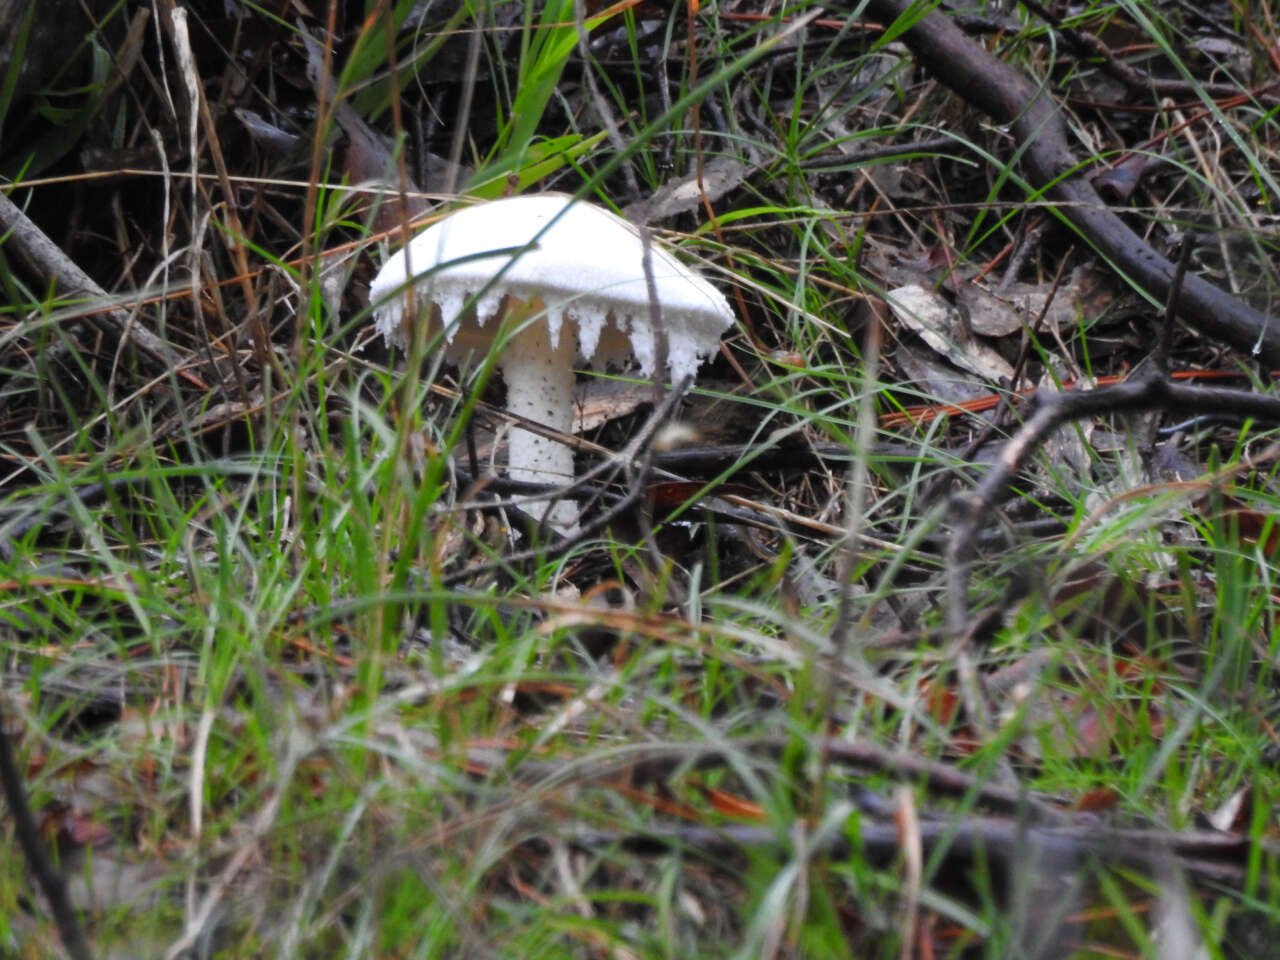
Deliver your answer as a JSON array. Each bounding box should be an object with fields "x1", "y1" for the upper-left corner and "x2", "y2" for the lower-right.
[{"x1": 369, "y1": 193, "x2": 734, "y2": 532}]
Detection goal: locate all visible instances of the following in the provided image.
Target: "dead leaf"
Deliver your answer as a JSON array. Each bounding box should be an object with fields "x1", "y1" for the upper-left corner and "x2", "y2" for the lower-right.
[
  {"x1": 1208, "y1": 785, "x2": 1251, "y2": 833},
  {"x1": 954, "y1": 266, "x2": 1112, "y2": 337},
  {"x1": 573, "y1": 377, "x2": 651, "y2": 434},
  {"x1": 1074, "y1": 788, "x2": 1120, "y2": 814},
  {"x1": 623, "y1": 155, "x2": 753, "y2": 223},
  {"x1": 893, "y1": 343, "x2": 992, "y2": 407},
  {"x1": 886, "y1": 284, "x2": 1014, "y2": 382},
  {"x1": 1000, "y1": 266, "x2": 1111, "y2": 332},
  {"x1": 954, "y1": 282, "x2": 1023, "y2": 337}
]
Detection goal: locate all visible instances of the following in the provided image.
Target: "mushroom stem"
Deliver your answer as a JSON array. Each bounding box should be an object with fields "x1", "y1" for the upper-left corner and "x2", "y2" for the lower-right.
[{"x1": 500, "y1": 309, "x2": 579, "y2": 533}]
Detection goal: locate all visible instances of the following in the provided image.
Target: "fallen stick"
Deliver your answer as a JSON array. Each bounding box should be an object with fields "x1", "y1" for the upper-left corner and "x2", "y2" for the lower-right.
[
  {"x1": 861, "y1": 0, "x2": 1280, "y2": 364},
  {"x1": 0, "y1": 191, "x2": 197, "y2": 383}
]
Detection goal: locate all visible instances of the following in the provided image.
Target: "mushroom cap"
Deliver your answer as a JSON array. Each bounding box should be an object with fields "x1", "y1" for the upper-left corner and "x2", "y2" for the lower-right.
[{"x1": 369, "y1": 193, "x2": 733, "y2": 383}]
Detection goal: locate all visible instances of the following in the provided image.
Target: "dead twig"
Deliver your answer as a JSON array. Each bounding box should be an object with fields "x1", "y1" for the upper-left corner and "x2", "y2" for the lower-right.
[
  {"x1": 0, "y1": 708, "x2": 97, "y2": 960},
  {"x1": 945, "y1": 378, "x2": 1280, "y2": 633},
  {"x1": 0, "y1": 191, "x2": 203, "y2": 387},
  {"x1": 570, "y1": 815, "x2": 1264, "y2": 889},
  {"x1": 858, "y1": 0, "x2": 1280, "y2": 363}
]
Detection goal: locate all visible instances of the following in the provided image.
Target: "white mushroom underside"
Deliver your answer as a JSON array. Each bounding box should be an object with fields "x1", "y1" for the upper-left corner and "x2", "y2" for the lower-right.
[{"x1": 368, "y1": 193, "x2": 734, "y2": 385}]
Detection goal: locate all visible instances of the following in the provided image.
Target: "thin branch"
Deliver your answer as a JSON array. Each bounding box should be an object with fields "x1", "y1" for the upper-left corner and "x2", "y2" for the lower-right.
[
  {"x1": 1156, "y1": 231, "x2": 1197, "y2": 375},
  {"x1": 0, "y1": 191, "x2": 199, "y2": 386},
  {"x1": 859, "y1": 0, "x2": 1280, "y2": 363},
  {"x1": 946, "y1": 377, "x2": 1280, "y2": 633},
  {"x1": 0, "y1": 709, "x2": 97, "y2": 960}
]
